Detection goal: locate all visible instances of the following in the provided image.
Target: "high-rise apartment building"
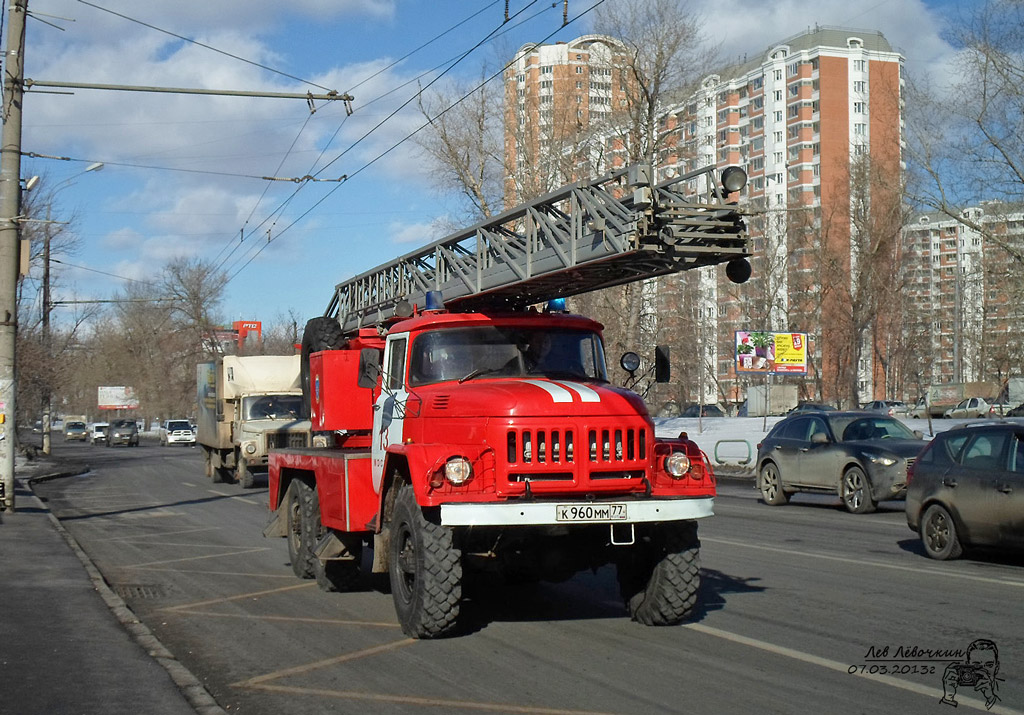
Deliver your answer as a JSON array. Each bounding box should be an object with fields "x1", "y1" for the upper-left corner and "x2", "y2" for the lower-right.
[
  {"x1": 903, "y1": 204, "x2": 1024, "y2": 390},
  {"x1": 505, "y1": 28, "x2": 905, "y2": 408}
]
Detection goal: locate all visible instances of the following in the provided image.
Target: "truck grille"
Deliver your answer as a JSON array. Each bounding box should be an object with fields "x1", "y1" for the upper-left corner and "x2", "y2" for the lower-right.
[
  {"x1": 504, "y1": 425, "x2": 649, "y2": 485},
  {"x1": 266, "y1": 431, "x2": 309, "y2": 449}
]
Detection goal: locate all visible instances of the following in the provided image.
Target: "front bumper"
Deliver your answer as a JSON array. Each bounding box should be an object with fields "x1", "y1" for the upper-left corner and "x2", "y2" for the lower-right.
[{"x1": 440, "y1": 496, "x2": 713, "y2": 527}]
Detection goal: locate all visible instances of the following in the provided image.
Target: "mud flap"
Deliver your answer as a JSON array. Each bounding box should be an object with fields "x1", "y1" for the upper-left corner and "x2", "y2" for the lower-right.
[{"x1": 262, "y1": 510, "x2": 287, "y2": 538}]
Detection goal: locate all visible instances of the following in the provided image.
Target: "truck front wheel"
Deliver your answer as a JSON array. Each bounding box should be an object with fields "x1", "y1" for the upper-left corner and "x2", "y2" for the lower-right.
[
  {"x1": 617, "y1": 521, "x2": 701, "y2": 626},
  {"x1": 237, "y1": 457, "x2": 256, "y2": 489},
  {"x1": 388, "y1": 484, "x2": 461, "y2": 638}
]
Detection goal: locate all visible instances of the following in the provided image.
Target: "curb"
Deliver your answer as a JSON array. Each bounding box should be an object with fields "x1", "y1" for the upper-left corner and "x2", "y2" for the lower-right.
[{"x1": 20, "y1": 470, "x2": 226, "y2": 715}]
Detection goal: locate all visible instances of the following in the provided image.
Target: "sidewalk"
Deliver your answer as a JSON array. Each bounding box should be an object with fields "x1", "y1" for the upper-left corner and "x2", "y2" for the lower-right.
[{"x1": 0, "y1": 456, "x2": 223, "y2": 715}]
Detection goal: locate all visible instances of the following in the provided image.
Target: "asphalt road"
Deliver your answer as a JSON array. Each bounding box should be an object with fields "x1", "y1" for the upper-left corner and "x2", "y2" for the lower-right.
[{"x1": 33, "y1": 438, "x2": 1024, "y2": 715}]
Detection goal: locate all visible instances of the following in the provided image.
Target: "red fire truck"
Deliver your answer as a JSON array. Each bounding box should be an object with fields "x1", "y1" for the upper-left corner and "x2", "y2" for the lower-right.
[{"x1": 264, "y1": 163, "x2": 750, "y2": 637}]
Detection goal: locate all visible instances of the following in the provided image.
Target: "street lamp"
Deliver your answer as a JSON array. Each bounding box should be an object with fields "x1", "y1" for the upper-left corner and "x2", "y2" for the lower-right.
[{"x1": 39, "y1": 162, "x2": 103, "y2": 455}]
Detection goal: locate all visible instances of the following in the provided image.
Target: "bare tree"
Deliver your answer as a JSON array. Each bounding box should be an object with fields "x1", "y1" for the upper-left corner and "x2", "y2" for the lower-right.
[
  {"x1": 160, "y1": 257, "x2": 228, "y2": 359},
  {"x1": 906, "y1": 0, "x2": 1024, "y2": 264}
]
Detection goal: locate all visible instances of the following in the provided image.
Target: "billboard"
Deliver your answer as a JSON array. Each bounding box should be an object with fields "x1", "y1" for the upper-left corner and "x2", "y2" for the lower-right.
[
  {"x1": 735, "y1": 331, "x2": 807, "y2": 375},
  {"x1": 98, "y1": 386, "x2": 139, "y2": 410}
]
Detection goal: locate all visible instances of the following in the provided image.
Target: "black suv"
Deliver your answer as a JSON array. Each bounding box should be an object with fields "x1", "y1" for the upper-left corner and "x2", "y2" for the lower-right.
[{"x1": 906, "y1": 420, "x2": 1024, "y2": 559}]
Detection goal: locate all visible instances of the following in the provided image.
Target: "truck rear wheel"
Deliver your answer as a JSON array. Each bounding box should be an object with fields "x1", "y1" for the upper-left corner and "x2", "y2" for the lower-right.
[
  {"x1": 307, "y1": 489, "x2": 362, "y2": 592},
  {"x1": 617, "y1": 522, "x2": 701, "y2": 626},
  {"x1": 285, "y1": 480, "x2": 316, "y2": 579},
  {"x1": 301, "y1": 316, "x2": 345, "y2": 418},
  {"x1": 388, "y1": 484, "x2": 461, "y2": 638}
]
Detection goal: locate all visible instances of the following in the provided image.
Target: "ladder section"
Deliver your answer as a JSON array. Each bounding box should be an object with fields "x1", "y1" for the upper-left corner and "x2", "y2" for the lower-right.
[{"x1": 325, "y1": 163, "x2": 748, "y2": 333}]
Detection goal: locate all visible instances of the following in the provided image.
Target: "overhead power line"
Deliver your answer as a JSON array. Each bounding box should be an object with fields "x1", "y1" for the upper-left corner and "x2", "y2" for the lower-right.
[{"x1": 74, "y1": 0, "x2": 337, "y2": 93}]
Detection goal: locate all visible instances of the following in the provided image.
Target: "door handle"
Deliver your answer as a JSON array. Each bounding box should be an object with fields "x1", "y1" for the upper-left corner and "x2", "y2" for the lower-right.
[
  {"x1": 942, "y1": 478, "x2": 958, "y2": 488},
  {"x1": 997, "y1": 484, "x2": 1013, "y2": 494}
]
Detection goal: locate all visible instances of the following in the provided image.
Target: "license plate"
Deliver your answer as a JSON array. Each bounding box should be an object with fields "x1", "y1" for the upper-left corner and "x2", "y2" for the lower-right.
[{"x1": 555, "y1": 503, "x2": 627, "y2": 522}]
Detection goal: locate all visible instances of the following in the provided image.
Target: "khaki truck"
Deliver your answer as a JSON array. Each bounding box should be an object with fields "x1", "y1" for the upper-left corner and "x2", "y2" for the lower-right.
[{"x1": 196, "y1": 355, "x2": 309, "y2": 488}]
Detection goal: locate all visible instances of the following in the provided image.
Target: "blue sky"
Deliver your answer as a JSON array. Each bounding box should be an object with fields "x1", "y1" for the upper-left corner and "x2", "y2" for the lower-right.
[{"x1": 17, "y1": 0, "x2": 961, "y2": 331}]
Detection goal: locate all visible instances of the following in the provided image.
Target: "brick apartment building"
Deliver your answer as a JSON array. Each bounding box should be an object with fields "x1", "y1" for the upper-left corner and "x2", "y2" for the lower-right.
[{"x1": 505, "y1": 27, "x2": 906, "y2": 409}]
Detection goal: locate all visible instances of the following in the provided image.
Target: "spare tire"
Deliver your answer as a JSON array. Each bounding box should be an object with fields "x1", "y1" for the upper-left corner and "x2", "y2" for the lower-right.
[{"x1": 301, "y1": 316, "x2": 346, "y2": 418}]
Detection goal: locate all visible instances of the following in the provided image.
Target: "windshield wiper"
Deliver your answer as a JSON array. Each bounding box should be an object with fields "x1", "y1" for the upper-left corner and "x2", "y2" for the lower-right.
[{"x1": 458, "y1": 367, "x2": 505, "y2": 383}]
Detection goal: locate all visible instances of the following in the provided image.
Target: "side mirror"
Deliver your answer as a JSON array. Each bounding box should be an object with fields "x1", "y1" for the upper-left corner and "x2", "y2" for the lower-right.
[
  {"x1": 357, "y1": 348, "x2": 382, "y2": 389},
  {"x1": 913, "y1": 430, "x2": 924, "y2": 440},
  {"x1": 655, "y1": 344, "x2": 670, "y2": 383},
  {"x1": 810, "y1": 432, "x2": 828, "y2": 444}
]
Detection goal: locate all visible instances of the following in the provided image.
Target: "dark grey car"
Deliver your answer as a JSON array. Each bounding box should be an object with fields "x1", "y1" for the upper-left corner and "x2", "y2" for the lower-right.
[
  {"x1": 107, "y1": 419, "x2": 139, "y2": 447},
  {"x1": 905, "y1": 420, "x2": 1024, "y2": 559},
  {"x1": 756, "y1": 411, "x2": 925, "y2": 513}
]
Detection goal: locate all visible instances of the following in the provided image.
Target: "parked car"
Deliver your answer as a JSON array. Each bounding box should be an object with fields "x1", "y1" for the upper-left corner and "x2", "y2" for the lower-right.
[
  {"x1": 787, "y1": 402, "x2": 837, "y2": 415},
  {"x1": 943, "y1": 397, "x2": 993, "y2": 420},
  {"x1": 64, "y1": 420, "x2": 87, "y2": 441},
  {"x1": 160, "y1": 419, "x2": 196, "y2": 446},
  {"x1": 906, "y1": 420, "x2": 1024, "y2": 559},
  {"x1": 910, "y1": 399, "x2": 930, "y2": 419},
  {"x1": 681, "y1": 403, "x2": 725, "y2": 417},
  {"x1": 864, "y1": 400, "x2": 908, "y2": 417},
  {"x1": 756, "y1": 411, "x2": 925, "y2": 513},
  {"x1": 986, "y1": 400, "x2": 1011, "y2": 417},
  {"x1": 107, "y1": 418, "x2": 139, "y2": 447},
  {"x1": 90, "y1": 422, "x2": 109, "y2": 445}
]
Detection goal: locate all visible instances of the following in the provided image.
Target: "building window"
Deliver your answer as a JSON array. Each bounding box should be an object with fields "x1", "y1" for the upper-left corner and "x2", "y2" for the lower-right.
[
  {"x1": 774, "y1": 90, "x2": 782, "y2": 101},
  {"x1": 541, "y1": 66, "x2": 552, "y2": 74},
  {"x1": 854, "y1": 101, "x2": 865, "y2": 113},
  {"x1": 854, "y1": 123, "x2": 866, "y2": 135},
  {"x1": 854, "y1": 59, "x2": 866, "y2": 71},
  {"x1": 774, "y1": 130, "x2": 784, "y2": 142},
  {"x1": 853, "y1": 80, "x2": 866, "y2": 92},
  {"x1": 789, "y1": 85, "x2": 800, "y2": 97},
  {"x1": 774, "y1": 111, "x2": 783, "y2": 122},
  {"x1": 774, "y1": 69, "x2": 782, "y2": 81}
]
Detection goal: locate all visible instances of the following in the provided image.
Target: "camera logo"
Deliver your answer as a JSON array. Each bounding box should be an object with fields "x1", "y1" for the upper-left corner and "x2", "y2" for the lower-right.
[{"x1": 941, "y1": 639, "x2": 1001, "y2": 710}]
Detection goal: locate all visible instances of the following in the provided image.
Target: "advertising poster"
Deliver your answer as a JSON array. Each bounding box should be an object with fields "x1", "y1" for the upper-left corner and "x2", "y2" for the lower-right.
[
  {"x1": 735, "y1": 331, "x2": 807, "y2": 375},
  {"x1": 98, "y1": 386, "x2": 139, "y2": 410}
]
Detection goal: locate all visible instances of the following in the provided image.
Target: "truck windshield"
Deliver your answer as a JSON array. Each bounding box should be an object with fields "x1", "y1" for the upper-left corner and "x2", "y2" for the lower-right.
[
  {"x1": 408, "y1": 326, "x2": 607, "y2": 386},
  {"x1": 242, "y1": 395, "x2": 303, "y2": 420}
]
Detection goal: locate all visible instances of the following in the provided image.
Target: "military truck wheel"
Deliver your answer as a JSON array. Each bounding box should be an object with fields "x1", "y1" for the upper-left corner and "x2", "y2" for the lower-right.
[
  {"x1": 617, "y1": 521, "x2": 701, "y2": 626},
  {"x1": 388, "y1": 484, "x2": 461, "y2": 638},
  {"x1": 301, "y1": 316, "x2": 346, "y2": 418},
  {"x1": 285, "y1": 480, "x2": 317, "y2": 579},
  {"x1": 237, "y1": 458, "x2": 256, "y2": 489}
]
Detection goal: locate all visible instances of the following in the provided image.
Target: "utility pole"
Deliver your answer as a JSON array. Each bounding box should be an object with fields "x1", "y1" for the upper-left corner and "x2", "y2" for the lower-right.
[{"x1": 0, "y1": 0, "x2": 27, "y2": 512}]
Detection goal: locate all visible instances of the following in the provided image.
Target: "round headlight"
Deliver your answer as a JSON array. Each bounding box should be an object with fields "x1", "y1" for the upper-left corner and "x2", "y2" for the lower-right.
[
  {"x1": 665, "y1": 451, "x2": 691, "y2": 478},
  {"x1": 620, "y1": 352, "x2": 641, "y2": 373},
  {"x1": 444, "y1": 457, "x2": 472, "y2": 485},
  {"x1": 244, "y1": 442, "x2": 257, "y2": 455}
]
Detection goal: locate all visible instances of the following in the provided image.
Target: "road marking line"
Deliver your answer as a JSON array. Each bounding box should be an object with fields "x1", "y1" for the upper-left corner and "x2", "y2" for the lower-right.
[
  {"x1": 106, "y1": 527, "x2": 220, "y2": 542},
  {"x1": 130, "y1": 567, "x2": 296, "y2": 578},
  {"x1": 169, "y1": 610, "x2": 397, "y2": 627},
  {"x1": 161, "y1": 582, "x2": 316, "y2": 612},
  {"x1": 205, "y1": 489, "x2": 258, "y2": 505},
  {"x1": 127, "y1": 547, "x2": 270, "y2": 568},
  {"x1": 239, "y1": 683, "x2": 620, "y2": 714},
  {"x1": 684, "y1": 623, "x2": 1021, "y2": 714},
  {"x1": 236, "y1": 638, "x2": 415, "y2": 686},
  {"x1": 182, "y1": 482, "x2": 197, "y2": 487},
  {"x1": 234, "y1": 640, "x2": 617, "y2": 714},
  {"x1": 703, "y1": 536, "x2": 1024, "y2": 587}
]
